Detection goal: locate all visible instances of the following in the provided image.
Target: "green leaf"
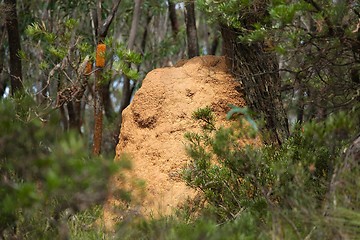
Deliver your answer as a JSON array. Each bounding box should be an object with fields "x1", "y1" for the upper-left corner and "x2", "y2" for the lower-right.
[
  {"x1": 226, "y1": 105, "x2": 258, "y2": 131},
  {"x1": 226, "y1": 104, "x2": 248, "y2": 119}
]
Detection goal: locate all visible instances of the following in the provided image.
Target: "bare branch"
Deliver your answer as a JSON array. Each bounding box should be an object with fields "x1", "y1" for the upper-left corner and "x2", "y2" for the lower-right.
[
  {"x1": 90, "y1": 10, "x2": 98, "y2": 45},
  {"x1": 99, "y1": 0, "x2": 122, "y2": 39}
]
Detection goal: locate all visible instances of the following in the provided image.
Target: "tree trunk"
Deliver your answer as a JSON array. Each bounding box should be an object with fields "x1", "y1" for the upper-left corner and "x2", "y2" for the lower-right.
[
  {"x1": 0, "y1": 24, "x2": 7, "y2": 98},
  {"x1": 210, "y1": 33, "x2": 219, "y2": 55},
  {"x1": 127, "y1": 0, "x2": 142, "y2": 51},
  {"x1": 184, "y1": 0, "x2": 199, "y2": 58},
  {"x1": 221, "y1": 26, "x2": 289, "y2": 145},
  {"x1": 102, "y1": 80, "x2": 115, "y2": 121},
  {"x1": 118, "y1": 0, "x2": 142, "y2": 121},
  {"x1": 140, "y1": 13, "x2": 152, "y2": 55},
  {"x1": 168, "y1": 0, "x2": 179, "y2": 38},
  {"x1": 5, "y1": 0, "x2": 23, "y2": 95},
  {"x1": 92, "y1": 0, "x2": 122, "y2": 155},
  {"x1": 112, "y1": 7, "x2": 150, "y2": 149},
  {"x1": 59, "y1": 104, "x2": 69, "y2": 130},
  {"x1": 296, "y1": 82, "x2": 305, "y2": 124},
  {"x1": 67, "y1": 102, "x2": 78, "y2": 130},
  {"x1": 68, "y1": 81, "x2": 86, "y2": 134},
  {"x1": 93, "y1": 70, "x2": 104, "y2": 155}
]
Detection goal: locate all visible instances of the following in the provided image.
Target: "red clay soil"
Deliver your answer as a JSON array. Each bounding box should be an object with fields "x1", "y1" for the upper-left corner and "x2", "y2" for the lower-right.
[{"x1": 103, "y1": 56, "x2": 248, "y2": 228}]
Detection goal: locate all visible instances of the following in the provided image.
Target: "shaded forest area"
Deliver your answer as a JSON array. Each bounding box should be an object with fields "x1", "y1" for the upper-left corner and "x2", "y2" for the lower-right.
[{"x1": 0, "y1": 0, "x2": 360, "y2": 239}]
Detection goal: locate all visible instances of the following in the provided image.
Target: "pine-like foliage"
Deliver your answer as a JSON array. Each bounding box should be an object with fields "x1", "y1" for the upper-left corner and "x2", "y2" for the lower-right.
[{"x1": 183, "y1": 106, "x2": 360, "y2": 239}]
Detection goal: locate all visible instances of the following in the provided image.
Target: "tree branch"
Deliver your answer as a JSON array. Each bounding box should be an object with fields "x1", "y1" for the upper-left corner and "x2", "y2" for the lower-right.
[{"x1": 99, "y1": 0, "x2": 122, "y2": 39}]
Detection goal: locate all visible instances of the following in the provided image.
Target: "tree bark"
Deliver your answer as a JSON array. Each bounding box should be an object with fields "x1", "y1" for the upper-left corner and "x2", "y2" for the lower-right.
[
  {"x1": 102, "y1": 80, "x2": 115, "y2": 121},
  {"x1": 210, "y1": 33, "x2": 219, "y2": 55},
  {"x1": 127, "y1": 0, "x2": 142, "y2": 51},
  {"x1": 59, "y1": 104, "x2": 69, "y2": 130},
  {"x1": 296, "y1": 82, "x2": 305, "y2": 124},
  {"x1": 140, "y1": 13, "x2": 152, "y2": 55},
  {"x1": 168, "y1": 0, "x2": 179, "y2": 38},
  {"x1": 68, "y1": 80, "x2": 86, "y2": 133},
  {"x1": 221, "y1": 26, "x2": 289, "y2": 145},
  {"x1": 92, "y1": 0, "x2": 122, "y2": 155},
  {"x1": 119, "y1": 0, "x2": 142, "y2": 119},
  {"x1": 111, "y1": 6, "x2": 150, "y2": 149},
  {"x1": 5, "y1": 0, "x2": 23, "y2": 95},
  {"x1": 184, "y1": 0, "x2": 199, "y2": 58},
  {"x1": 119, "y1": 0, "x2": 142, "y2": 116},
  {"x1": 0, "y1": 24, "x2": 7, "y2": 98},
  {"x1": 67, "y1": 102, "x2": 78, "y2": 130},
  {"x1": 93, "y1": 70, "x2": 104, "y2": 155}
]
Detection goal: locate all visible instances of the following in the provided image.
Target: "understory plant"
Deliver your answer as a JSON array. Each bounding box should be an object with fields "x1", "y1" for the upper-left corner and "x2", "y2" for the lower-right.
[
  {"x1": 0, "y1": 95, "x2": 129, "y2": 239},
  {"x1": 183, "y1": 106, "x2": 360, "y2": 239}
]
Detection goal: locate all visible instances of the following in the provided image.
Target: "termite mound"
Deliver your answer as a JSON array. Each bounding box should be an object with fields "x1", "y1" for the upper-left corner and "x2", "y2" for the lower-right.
[{"x1": 104, "y1": 55, "x2": 248, "y2": 228}]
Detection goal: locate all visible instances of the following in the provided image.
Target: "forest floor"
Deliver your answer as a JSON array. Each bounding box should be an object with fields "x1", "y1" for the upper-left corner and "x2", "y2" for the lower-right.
[{"x1": 103, "y1": 55, "x2": 250, "y2": 228}]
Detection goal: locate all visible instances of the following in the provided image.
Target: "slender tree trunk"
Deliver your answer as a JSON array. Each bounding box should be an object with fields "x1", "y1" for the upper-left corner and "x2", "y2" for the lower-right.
[
  {"x1": 168, "y1": 0, "x2": 179, "y2": 38},
  {"x1": 102, "y1": 80, "x2": 115, "y2": 121},
  {"x1": 92, "y1": 0, "x2": 122, "y2": 155},
  {"x1": 60, "y1": 104, "x2": 69, "y2": 130},
  {"x1": 184, "y1": 0, "x2": 199, "y2": 58},
  {"x1": 119, "y1": 0, "x2": 142, "y2": 118},
  {"x1": 127, "y1": 0, "x2": 142, "y2": 51},
  {"x1": 296, "y1": 82, "x2": 305, "y2": 124},
  {"x1": 0, "y1": 24, "x2": 7, "y2": 98},
  {"x1": 37, "y1": 0, "x2": 55, "y2": 105},
  {"x1": 140, "y1": 13, "x2": 152, "y2": 55},
  {"x1": 112, "y1": 8, "x2": 150, "y2": 148},
  {"x1": 93, "y1": 70, "x2": 104, "y2": 155},
  {"x1": 221, "y1": 26, "x2": 289, "y2": 145},
  {"x1": 68, "y1": 81, "x2": 86, "y2": 133},
  {"x1": 210, "y1": 34, "x2": 219, "y2": 55},
  {"x1": 67, "y1": 102, "x2": 78, "y2": 130},
  {"x1": 5, "y1": 0, "x2": 23, "y2": 95}
]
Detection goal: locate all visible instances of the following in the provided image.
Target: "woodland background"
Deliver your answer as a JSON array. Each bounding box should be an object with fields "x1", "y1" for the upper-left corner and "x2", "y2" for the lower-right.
[{"x1": 0, "y1": 0, "x2": 360, "y2": 239}]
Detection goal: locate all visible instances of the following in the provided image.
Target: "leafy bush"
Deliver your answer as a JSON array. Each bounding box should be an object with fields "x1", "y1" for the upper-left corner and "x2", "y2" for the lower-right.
[
  {"x1": 0, "y1": 95, "x2": 127, "y2": 239},
  {"x1": 183, "y1": 106, "x2": 360, "y2": 238},
  {"x1": 114, "y1": 211, "x2": 269, "y2": 240}
]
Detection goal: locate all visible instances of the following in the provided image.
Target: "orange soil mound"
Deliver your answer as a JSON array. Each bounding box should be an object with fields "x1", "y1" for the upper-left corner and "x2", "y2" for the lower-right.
[{"x1": 104, "y1": 56, "x2": 246, "y2": 227}]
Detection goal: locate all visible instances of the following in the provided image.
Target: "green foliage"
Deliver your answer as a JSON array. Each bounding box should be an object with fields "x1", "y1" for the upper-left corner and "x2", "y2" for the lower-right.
[
  {"x1": 238, "y1": 25, "x2": 267, "y2": 44},
  {"x1": 269, "y1": 2, "x2": 311, "y2": 26},
  {"x1": 114, "y1": 42, "x2": 142, "y2": 80},
  {"x1": 191, "y1": 106, "x2": 216, "y2": 131},
  {"x1": 197, "y1": 0, "x2": 245, "y2": 29},
  {"x1": 64, "y1": 18, "x2": 79, "y2": 30},
  {"x1": 0, "y1": 96, "x2": 126, "y2": 238},
  {"x1": 25, "y1": 19, "x2": 93, "y2": 75},
  {"x1": 183, "y1": 107, "x2": 360, "y2": 238},
  {"x1": 227, "y1": 104, "x2": 258, "y2": 132},
  {"x1": 114, "y1": 211, "x2": 268, "y2": 240},
  {"x1": 69, "y1": 206, "x2": 107, "y2": 240},
  {"x1": 144, "y1": 28, "x2": 186, "y2": 69},
  {"x1": 198, "y1": 0, "x2": 360, "y2": 123},
  {"x1": 2, "y1": 1, "x2": 359, "y2": 239}
]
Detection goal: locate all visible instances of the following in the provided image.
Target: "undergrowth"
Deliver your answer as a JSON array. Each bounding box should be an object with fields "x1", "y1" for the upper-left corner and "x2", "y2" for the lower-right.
[
  {"x1": 2, "y1": 97, "x2": 359, "y2": 239},
  {"x1": 88, "y1": 106, "x2": 359, "y2": 240}
]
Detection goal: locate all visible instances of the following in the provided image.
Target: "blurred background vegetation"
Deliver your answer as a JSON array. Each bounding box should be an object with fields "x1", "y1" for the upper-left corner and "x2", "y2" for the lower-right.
[{"x1": 0, "y1": 0, "x2": 359, "y2": 239}]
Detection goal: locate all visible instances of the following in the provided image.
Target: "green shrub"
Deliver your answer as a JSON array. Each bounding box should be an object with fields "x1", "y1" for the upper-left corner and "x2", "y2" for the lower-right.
[
  {"x1": 0, "y1": 95, "x2": 127, "y2": 239},
  {"x1": 183, "y1": 106, "x2": 360, "y2": 238}
]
